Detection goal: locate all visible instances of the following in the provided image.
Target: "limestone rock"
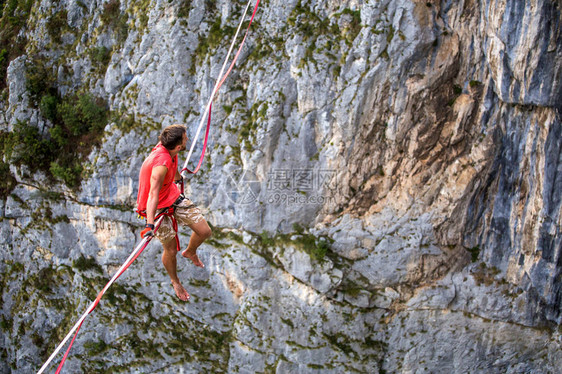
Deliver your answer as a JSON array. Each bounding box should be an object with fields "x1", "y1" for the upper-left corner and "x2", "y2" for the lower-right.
[{"x1": 1, "y1": 0, "x2": 561, "y2": 372}]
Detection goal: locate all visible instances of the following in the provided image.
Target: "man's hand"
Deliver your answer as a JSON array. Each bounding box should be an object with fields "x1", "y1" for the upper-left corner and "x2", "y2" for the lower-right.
[
  {"x1": 175, "y1": 169, "x2": 183, "y2": 184},
  {"x1": 141, "y1": 224, "x2": 155, "y2": 238}
]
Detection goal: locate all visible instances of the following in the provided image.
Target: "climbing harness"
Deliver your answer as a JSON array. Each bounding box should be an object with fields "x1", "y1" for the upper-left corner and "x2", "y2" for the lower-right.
[
  {"x1": 37, "y1": 0, "x2": 260, "y2": 372},
  {"x1": 137, "y1": 193, "x2": 185, "y2": 252}
]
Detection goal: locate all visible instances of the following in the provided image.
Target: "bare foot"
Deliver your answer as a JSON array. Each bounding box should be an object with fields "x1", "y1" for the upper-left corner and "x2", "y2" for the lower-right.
[
  {"x1": 172, "y1": 281, "x2": 190, "y2": 301},
  {"x1": 181, "y1": 249, "x2": 205, "y2": 268}
]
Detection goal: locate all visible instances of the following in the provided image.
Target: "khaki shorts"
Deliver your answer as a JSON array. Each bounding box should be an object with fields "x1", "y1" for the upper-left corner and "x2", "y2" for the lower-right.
[{"x1": 155, "y1": 197, "x2": 205, "y2": 244}]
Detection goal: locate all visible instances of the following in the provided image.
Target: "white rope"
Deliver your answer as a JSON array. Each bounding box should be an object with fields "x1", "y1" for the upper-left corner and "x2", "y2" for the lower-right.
[
  {"x1": 38, "y1": 1, "x2": 255, "y2": 372},
  {"x1": 181, "y1": 0, "x2": 254, "y2": 177},
  {"x1": 36, "y1": 216, "x2": 164, "y2": 374}
]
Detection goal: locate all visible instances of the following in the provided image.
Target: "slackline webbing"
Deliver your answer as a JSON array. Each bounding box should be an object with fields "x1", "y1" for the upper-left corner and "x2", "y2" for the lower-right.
[{"x1": 37, "y1": 0, "x2": 260, "y2": 372}]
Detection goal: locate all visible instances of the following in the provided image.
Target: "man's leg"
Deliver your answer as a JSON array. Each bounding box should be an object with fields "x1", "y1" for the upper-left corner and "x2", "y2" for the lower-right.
[
  {"x1": 161, "y1": 238, "x2": 190, "y2": 301},
  {"x1": 181, "y1": 219, "x2": 212, "y2": 268}
]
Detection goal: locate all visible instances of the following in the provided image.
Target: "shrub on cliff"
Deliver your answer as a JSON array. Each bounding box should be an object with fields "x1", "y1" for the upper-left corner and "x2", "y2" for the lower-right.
[
  {"x1": 0, "y1": 160, "x2": 17, "y2": 198},
  {"x1": 6, "y1": 92, "x2": 108, "y2": 189},
  {"x1": 0, "y1": 0, "x2": 33, "y2": 90}
]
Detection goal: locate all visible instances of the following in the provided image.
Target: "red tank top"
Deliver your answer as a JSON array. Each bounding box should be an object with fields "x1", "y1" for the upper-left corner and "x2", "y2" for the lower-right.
[{"x1": 136, "y1": 143, "x2": 180, "y2": 211}]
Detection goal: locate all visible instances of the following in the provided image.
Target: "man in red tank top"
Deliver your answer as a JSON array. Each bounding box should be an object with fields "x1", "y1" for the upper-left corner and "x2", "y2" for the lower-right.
[{"x1": 137, "y1": 124, "x2": 212, "y2": 301}]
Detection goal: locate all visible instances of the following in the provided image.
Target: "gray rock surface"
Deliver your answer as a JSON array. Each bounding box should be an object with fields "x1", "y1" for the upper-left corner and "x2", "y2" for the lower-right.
[{"x1": 1, "y1": 0, "x2": 561, "y2": 373}]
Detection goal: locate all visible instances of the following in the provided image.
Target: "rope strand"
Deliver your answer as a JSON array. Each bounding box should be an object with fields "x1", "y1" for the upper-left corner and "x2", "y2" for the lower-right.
[
  {"x1": 181, "y1": 0, "x2": 260, "y2": 176},
  {"x1": 37, "y1": 2, "x2": 261, "y2": 372}
]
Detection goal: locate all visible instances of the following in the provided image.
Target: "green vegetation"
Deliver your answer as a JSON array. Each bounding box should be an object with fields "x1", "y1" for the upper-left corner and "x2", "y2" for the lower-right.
[
  {"x1": 256, "y1": 224, "x2": 332, "y2": 262},
  {"x1": 0, "y1": 0, "x2": 125, "y2": 190},
  {"x1": 16, "y1": 202, "x2": 71, "y2": 235},
  {"x1": 386, "y1": 25, "x2": 395, "y2": 43},
  {"x1": 209, "y1": 224, "x2": 333, "y2": 265},
  {"x1": 447, "y1": 83, "x2": 463, "y2": 106},
  {"x1": 296, "y1": 232, "x2": 330, "y2": 261},
  {"x1": 46, "y1": 9, "x2": 70, "y2": 44},
  {"x1": 239, "y1": 100, "x2": 268, "y2": 151},
  {"x1": 0, "y1": 315, "x2": 13, "y2": 332},
  {"x1": 246, "y1": 34, "x2": 284, "y2": 63},
  {"x1": 6, "y1": 263, "x2": 75, "y2": 309},
  {"x1": 57, "y1": 93, "x2": 108, "y2": 136},
  {"x1": 206, "y1": 223, "x2": 244, "y2": 249},
  {"x1": 177, "y1": 0, "x2": 193, "y2": 19},
  {"x1": 453, "y1": 84, "x2": 463, "y2": 95},
  {"x1": 292, "y1": 223, "x2": 331, "y2": 260},
  {"x1": 189, "y1": 278, "x2": 211, "y2": 288},
  {"x1": 76, "y1": 278, "x2": 232, "y2": 371},
  {"x1": 259, "y1": 230, "x2": 275, "y2": 248},
  {"x1": 288, "y1": 2, "x2": 336, "y2": 69},
  {"x1": 84, "y1": 339, "x2": 110, "y2": 355},
  {"x1": 341, "y1": 284, "x2": 362, "y2": 298},
  {"x1": 190, "y1": 14, "x2": 235, "y2": 74},
  {"x1": 100, "y1": 0, "x2": 120, "y2": 25},
  {"x1": 0, "y1": 160, "x2": 17, "y2": 198},
  {"x1": 0, "y1": 0, "x2": 34, "y2": 90},
  {"x1": 308, "y1": 363, "x2": 324, "y2": 369},
  {"x1": 473, "y1": 262, "x2": 501, "y2": 286},
  {"x1": 3, "y1": 91, "x2": 108, "y2": 188},
  {"x1": 325, "y1": 332, "x2": 355, "y2": 355},
  {"x1": 222, "y1": 104, "x2": 232, "y2": 115},
  {"x1": 466, "y1": 246, "x2": 480, "y2": 262},
  {"x1": 30, "y1": 266, "x2": 60, "y2": 293},
  {"x1": 379, "y1": 48, "x2": 389, "y2": 59},
  {"x1": 3, "y1": 256, "x2": 234, "y2": 371},
  {"x1": 0, "y1": 57, "x2": 109, "y2": 188},
  {"x1": 288, "y1": 2, "x2": 339, "y2": 42},
  {"x1": 363, "y1": 336, "x2": 388, "y2": 351},
  {"x1": 30, "y1": 205, "x2": 69, "y2": 226},
  {"x1": 341, "y1": 8, "x2": 362, "y2": 45},
  {"x1": 6, "y1": 266, "x2": 105, "y2": 363},
  {"x1": 101, "y1": 0, "x2": 128, "y2": 43},
  {"x1": 89, "y1": 46, "x2": 112, "y2": 73},
  {"x1": 73, "y1": 255, "x2": 103, "y2": 274},
  {"x1": 127, "y1": 0, "x2": 151, "y2": 35},
  {"x1": 110, "y1": 111, "x2": 137, "y2": 133},
  {"x1": 25, "y1": 58, "x2": 56, "y2": 103},
  {"x1": 4, "y1": 121, "x2": 53, "y2": 171},
  {"x1": 280, "y1": 317, "x2": 295, "y2": 328},
  {"x1": 469, "y1": 80, "x2": 482, "y2": 88},
  {"x1": 287, "y1": 3, "x2": 363, "y2": 76}
]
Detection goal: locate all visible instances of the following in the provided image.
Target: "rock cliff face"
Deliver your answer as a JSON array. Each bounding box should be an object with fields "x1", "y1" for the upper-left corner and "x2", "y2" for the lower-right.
[{"x1": 1, "y1": 0, "x2": 561, "y2": 372}]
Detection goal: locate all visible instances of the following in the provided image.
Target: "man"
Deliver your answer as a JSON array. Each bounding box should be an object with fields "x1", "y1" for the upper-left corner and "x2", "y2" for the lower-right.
[{"x1": 137, "y1": 124, "x2": 212, "y2": 301}]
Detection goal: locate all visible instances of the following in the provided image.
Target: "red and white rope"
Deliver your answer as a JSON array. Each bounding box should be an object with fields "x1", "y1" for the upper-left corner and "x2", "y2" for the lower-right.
[
  {"x1": 37, "y1": 215, "x2": 164, "y2": 374},
  {"x1": 181, "y1": 0, "x2": 261, "y2": 175},
  {"x1": 38, "y1": 0, "x2": 261, "y2": 371}
]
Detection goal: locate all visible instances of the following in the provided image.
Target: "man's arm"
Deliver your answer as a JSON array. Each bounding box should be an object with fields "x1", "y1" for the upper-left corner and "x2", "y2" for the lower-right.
[
  {"x1": 146, "y1": 165, "x2": 168, "y2": 225},
  {"x1": 175, "y1": 169, "x2": 182, "y2": 182}
]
